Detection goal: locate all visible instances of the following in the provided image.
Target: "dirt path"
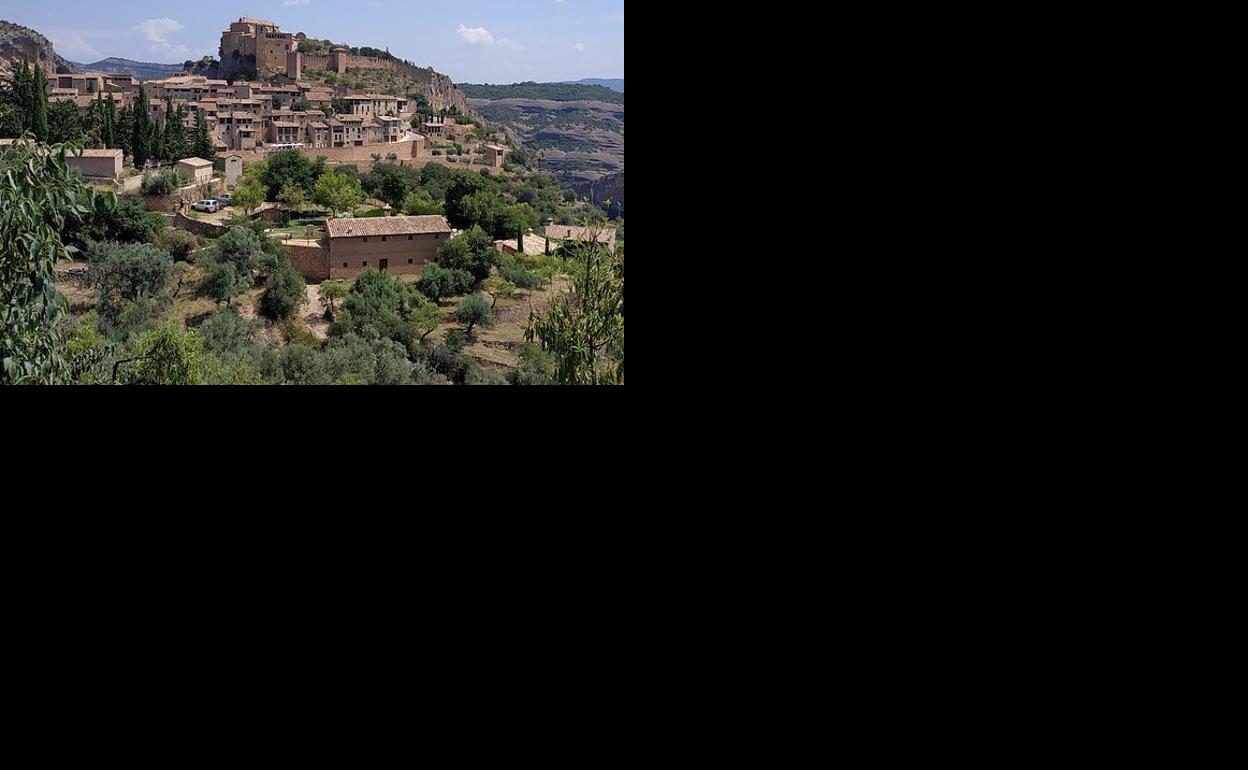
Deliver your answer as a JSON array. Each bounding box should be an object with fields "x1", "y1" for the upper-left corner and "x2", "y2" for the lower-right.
[{"x1": 303, "y1": 285, "x2": 330, "y2": 340}]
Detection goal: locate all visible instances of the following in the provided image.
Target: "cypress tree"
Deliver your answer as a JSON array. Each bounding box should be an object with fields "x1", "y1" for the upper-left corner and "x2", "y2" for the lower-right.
[
  {"x1": 104, "y1": 93, "x2": 116, "y2": 148},
  {"x1": 193, "y1": 108, "x2": 214, "y2": 160},
  {"x1": 14, "y1": 59, "x2": 32, "y2": 135},
  {"x1": 132, "y1": 84, "x2": 150, "y2": 168},
  {"x1": 116, "y1": 103, "x2": 134, "y2": 161},
  {"x1": 31, "y1": 62, "x2": 48, "y2": 142}
]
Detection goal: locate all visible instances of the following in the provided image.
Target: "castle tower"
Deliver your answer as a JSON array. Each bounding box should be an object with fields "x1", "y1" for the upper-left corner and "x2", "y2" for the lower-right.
[
  {"x1": 287, "y1": 50, "x2": 302, "y2": 81},
  {"x1": 331, "y1": 47, "x2": 349, "y2": 75}
]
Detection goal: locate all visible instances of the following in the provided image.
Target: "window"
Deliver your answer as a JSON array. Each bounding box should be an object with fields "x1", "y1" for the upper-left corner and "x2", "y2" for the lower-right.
[
  {"x1": 342, "y1": 263, "x2": 348, "y2": 268},
  {"x1": 381, "y1": 236, "x2": 387, "y2": 242},
  {"x1": 363, "y1": 262, "x2": 368, "y2": 267},
  {"x1": 408, "y1": 235, "x2": 413, "y2": 240},
  {"x1": 408, "y1": 259, "x2": 414, "y2": 264},
  {"x1": 363, "y1": 237, "x2": 368, "y2": 243}
]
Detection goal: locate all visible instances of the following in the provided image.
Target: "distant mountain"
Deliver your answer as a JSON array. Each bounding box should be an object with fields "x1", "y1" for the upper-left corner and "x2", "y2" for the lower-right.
[
  {"x1": 566, "y1": 78, "x2": 623, "y2": 93},
  {"x1": 69, "y1": 57, "x2": 186, "y2": 80}
]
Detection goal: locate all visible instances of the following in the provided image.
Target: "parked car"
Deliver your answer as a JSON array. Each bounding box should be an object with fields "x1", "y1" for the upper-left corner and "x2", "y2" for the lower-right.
[
  {"x1": 191, "y1": 199, "x2": 219, "y2": 213},
  {"x1": 216, "y1": 193, "x2": 232, "y2": 206}
]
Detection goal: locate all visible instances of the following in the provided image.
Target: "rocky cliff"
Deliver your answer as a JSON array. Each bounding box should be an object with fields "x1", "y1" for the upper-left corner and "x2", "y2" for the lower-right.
[{"x1": 0, "y1": 20, "x2": 77, "y2": 75}]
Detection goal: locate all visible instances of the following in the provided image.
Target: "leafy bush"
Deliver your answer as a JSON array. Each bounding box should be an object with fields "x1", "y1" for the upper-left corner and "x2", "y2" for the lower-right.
[
  {"x1": 416, "y1": 264, "x2": 474, "y2": 302},
  {"x1": 444, "y1": 329, "x2": 468, "y2": 352},
  {"x1": 501, "y1": 261, "x2": 542, "y2": 290},
  {"x1": 87, "y1": 241, "x2": 174, "y2": 308},
  {"x1": 260, "y1": 259, "x2": 307, "y2": 321},
  {"x1": 456, "y1": 294, "x2": 492, "y2": 335},
  {"x1": 156, "y1": 229, "x2": 199, "y2": 261},
  {"x1": 142, "y1": 169, "x2": 189, "y2": 195}
]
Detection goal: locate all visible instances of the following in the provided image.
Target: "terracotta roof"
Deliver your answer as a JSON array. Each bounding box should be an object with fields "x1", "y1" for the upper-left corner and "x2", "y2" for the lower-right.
[
  {"x1": 494, "y1": 234, "x2": 550, "y2": 255},
  {"x1": 177, "y1": 157, "x2": 214, "y2": 167},
  {"x1": 272, "y1": 121, "x2": 300, "y2": 128},
  {"x1": 326, "y1": 215, "x2": 452, "y2": 239},
  {"x1": 310, "y1": 122, "x2": 330, "y2": 129},
  {"x1": 485, "y1": 144, "x2": 507, "y2": 152},
  {"x1": 545, "y1": 225, "x2": 617, "y2": 244}
]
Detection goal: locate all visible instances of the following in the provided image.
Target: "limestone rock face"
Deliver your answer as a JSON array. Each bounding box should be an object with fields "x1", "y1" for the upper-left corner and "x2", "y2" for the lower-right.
[{"x1": 0, "y1": 20, "x2": 78, "y2": 76}]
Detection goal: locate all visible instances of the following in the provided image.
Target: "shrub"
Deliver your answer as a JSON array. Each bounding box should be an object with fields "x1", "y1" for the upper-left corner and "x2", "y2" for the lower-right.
[
  {"x1": 142, "y1": 169, "x2": 189, "y2": 196},
  {"x1": 432, "y1": 149, "x2": 442, "y2": 156},
  {"x1": 456, "y1": 294, "x2": 492, "y2": 335},
  {"x1": 156, "y1": 229, "x2": 199, "y2": 261},
  {"x1": 416, "y1": 264, "x2": 474, "y2": 302},
  {"x1": 260, "y1": 260, "x2": 307, "y2": 321},
  {"x1": 501, "y1": 262, "x2": 541, "y2": 290},
  {"x1": 445, "y1": 329, "x2": 468, "y2": 352}
]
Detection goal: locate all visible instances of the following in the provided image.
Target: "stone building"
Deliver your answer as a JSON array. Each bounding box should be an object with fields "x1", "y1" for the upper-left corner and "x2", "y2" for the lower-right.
[
  {"x1": 484, "y1": 144, "x2": 507, "y2": 168},
  {"x1": 67, "y1": 149, "x2": 123, "y2": 181},
  {"x1": 177, "y1": 157, "x2": 216, "y2": 185},
  {"x1": 325, "y1": 215, "x2": 452, "y2": 280},
  {"x1": 219, "y1": 17, "x2": 297, "y2": 80}
]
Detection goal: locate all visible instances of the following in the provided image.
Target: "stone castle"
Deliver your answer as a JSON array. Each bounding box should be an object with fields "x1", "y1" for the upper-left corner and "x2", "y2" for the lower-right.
[{"x1": 219, "y1": 17, "x2": 435, "y2": 83}]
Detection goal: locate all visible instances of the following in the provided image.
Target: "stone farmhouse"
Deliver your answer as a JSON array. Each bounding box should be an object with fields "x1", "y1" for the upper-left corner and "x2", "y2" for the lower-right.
[{"x1": 323, "y1": 215, "x2": 453, "y2": 280}]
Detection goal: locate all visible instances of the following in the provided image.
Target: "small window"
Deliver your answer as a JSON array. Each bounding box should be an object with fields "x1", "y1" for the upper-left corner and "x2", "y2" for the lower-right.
[
  {"x1": 363, "y1": 261, "x2": 368, "y2": 267},
  {"x1": 408, "y1": 235, "x2": 413, "y2": 240},
  {"x1": 363, "y1": 237, "x2": 368, "y2": 243},
  {"x1": 381, "y1": 236, "x2": 387, "y2": 242},
  {"x1": 408, "y1": 259, "x2": 414, "y2": 264},
  {"x1": 342, "y1": 263, "x2": 348, "y2": 268}
]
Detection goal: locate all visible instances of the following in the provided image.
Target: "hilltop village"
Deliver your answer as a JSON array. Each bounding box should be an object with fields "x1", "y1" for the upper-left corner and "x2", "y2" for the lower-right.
[
  {"x1": 0, "y1": 14, "x2": 623, "y2": 386},
  {"x1": 43, "y1": 17, "x2": 505, "y2": 174}
]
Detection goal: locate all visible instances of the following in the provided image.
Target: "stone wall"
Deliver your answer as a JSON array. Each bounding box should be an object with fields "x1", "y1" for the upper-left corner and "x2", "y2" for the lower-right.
[
  {"x1": 172, "y1": 212, "x2": 226, "y2": 238},
  {"x1": 286, "y1": 240, "x2": 331, "y2": 281},
  {"x1": 143, "y1": 180, "x2": 224, "y2": 212},
  {"x1": 297, "y1": 140, "x2": 421, "y2": 165}
]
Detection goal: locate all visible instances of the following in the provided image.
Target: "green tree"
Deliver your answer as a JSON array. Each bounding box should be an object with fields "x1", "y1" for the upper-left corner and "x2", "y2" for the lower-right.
[
  {"x1": 132, "y1": 84, "x2": 151, "y2": 168},
  {"x1": 526, "y1": 227, "x2": 624, "y2": 385},
  {"x1": 402, "y1": 189, "x2": 443, "y2": 215},
  {"x1": 260, "y1": 259, "x2": 307, "y2": 321},
  {"x1": 86, "y1": 195, "x2": 164, "y2": 244},
  {"x1": 116, "y1": 322, "x2": 204, "y2": 385},
  {"x1": 104, "y1": 94, "x2": 117, "y2": 149},
  {"x1": 314, "y1": 169, "x2": 364, "y2": 216},
  {"x1": 435, "y1": 225, "x2": 498, "y2": 283},
  {"x1": 456, "y1": 294, "x2": 492, "y2": 336},
  {"x1": 201, "y1": 261, "x2": 252, "y2": 306},
  {"x1": 319, "y1": 280, "x2": 348, "y2": 317},
  {"x1": 264, "y1": 150, "x2": 325, "y2": 200},
  {"x1": 482, "y1": 276, "x2": 516, "y2": 309},
  {"x1": 277, "y1": 181, "x2": 308, "y2": 215},
  {"x1": 87, "y1": 241, "x2": 174, "y2": 307},
  {"x1": 164, "y1": 101, "x2": 188, "y2": 161},
  {"x1": 47, "y1": 100, "x2": 83, "y2": 145},
  {"x1": 1, "y1": 137, "x2": 103, "y2": 383},
  {"x1": 192, "y1": 107, "x2": 215, "y2": 160},
  {"x1": 415, "y1": 263, "x2": 474, "y2": 302},
  {"x1": 31, "y1": 62, "x2": 48, "y2": 142},
  {"x1": 229, "y1": 177, "x2": 266, "y2": 215}
]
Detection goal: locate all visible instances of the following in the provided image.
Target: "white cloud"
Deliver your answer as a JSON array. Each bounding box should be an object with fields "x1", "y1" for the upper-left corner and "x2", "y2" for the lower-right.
[
  {"x1": 284, "y1": 0, "x2": 311, "y2": 6},
  {"x1": 573, "y1": 43, "x2": 585, "y2": 51},
  {"x1": 457, "y1": 24, "x2": 495, "y2": 46},
  {"x1": 133, "y1": 18, "x2": 191, "y2": 60}
]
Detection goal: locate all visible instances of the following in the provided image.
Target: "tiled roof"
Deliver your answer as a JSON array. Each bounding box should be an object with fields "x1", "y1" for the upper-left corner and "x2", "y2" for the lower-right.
[
  {"x1": 326, "y1": 215, "x2": 452, "y2": 239},
  {"x1": 177, "y1": 157, "x2": 214, "y2": 167},
  {"x1": 75, "y1": 149, "x2": 123, "y2": 158},
  {"x1": 545, "y1": 225, "x2": 617, "y2": 244}
]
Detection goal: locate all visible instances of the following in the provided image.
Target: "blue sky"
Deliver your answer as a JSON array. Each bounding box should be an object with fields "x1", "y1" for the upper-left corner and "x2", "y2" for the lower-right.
[{"x1": 0, "y1": 1, "x2": 623, "y2": 83}]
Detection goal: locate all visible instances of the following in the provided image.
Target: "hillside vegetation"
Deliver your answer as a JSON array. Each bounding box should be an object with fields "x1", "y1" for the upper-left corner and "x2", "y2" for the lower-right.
[{"x1": 460, "y1": 82, "x2": 624, "y2": 104}]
